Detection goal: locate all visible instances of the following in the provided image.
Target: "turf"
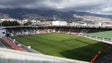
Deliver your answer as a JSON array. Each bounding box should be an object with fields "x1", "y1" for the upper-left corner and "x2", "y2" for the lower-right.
[
  {"x1": 86, "y1": 31, "x2": 112, "y2": 39},
  {"x1": 12, "y1": 33, "x2": 106, "y2": 61}
]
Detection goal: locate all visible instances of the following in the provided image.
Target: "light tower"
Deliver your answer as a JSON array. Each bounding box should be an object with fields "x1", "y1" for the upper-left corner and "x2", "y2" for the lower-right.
[{"x1": 53, "y1": 15, "x2": 56, "y2": 21}]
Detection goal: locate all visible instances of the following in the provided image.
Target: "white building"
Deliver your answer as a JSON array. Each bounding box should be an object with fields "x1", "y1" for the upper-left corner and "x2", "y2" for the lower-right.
[
  {"x1": 101, "y1": 22, "x2": 112, "y2": 27},
  {"x1": 52, "y1": 21, "x2": 68, "y2": 26},
  {"x1": 37, "y1": 21, "x2": 52, "y2": 26},
  {"x1": 30, "y1": 20, "x2": 41, "y2": 25},
  {"x1": 0, "y1": 18, "x2": 16, "y2": 22}
]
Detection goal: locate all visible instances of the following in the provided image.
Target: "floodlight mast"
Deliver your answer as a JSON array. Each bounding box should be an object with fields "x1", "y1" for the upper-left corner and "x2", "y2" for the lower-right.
[{"x1": 53, "y1": 15, "x2": 56, "y2": 21}]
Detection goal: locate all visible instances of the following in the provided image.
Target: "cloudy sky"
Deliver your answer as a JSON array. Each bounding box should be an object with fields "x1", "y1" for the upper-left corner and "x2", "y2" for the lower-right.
[{"x1": 0, "y1": 0, "x2": 112, "y2": 15}]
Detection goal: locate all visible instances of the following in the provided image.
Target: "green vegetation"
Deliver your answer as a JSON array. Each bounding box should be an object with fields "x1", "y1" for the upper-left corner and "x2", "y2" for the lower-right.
[
  {"x1": 86, "y1": 31, "x2": 112, "y2": 39},
  {"x1": 24, "y1": 21, "x2": 32, "y2": 25},
  {"x1": 12, "y1": 33, "x2": 107, "y2": 61},
  {"x1": 2, "y1": 21, "x2": 20, "y2": 26}
]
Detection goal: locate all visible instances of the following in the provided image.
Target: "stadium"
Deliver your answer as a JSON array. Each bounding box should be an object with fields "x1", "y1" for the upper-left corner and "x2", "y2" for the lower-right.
[{"x1": 0, "y1": 25, "x2": 112, "y2": 63}]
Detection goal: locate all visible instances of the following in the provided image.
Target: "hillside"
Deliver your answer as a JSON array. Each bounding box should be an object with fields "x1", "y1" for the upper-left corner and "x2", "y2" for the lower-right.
[{"x1": 0, "y1": 8, "x2": 112, "y2": 21}]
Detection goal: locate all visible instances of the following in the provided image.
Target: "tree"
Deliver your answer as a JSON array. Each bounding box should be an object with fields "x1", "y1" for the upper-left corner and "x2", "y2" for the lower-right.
[
  {"x1": 2, "y1": 21, "x2": 20, "y2": 26},
  {"x1": 24, "y1": 21, "x2": 32, "y2": 25}
]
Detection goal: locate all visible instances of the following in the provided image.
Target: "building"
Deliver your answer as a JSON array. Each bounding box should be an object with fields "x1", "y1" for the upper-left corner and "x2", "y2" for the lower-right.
[
  {"x1": 37, "y1": 21, "x2": 52, "y2": 26},
  {"x1": 31, "y1": 20, "x2": 40, "y2": 26},
  {"x1": 0, "y1": 18, "x2": 16, "y2": 22},
  {"x1": 52, "y1": 20, "x2": 68, "y2": 26}
]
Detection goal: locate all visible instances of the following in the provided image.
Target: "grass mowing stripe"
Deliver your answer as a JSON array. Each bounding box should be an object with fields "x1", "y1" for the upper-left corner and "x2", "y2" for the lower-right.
[{"x1": 12, "y1": 33, "x2": 107, "y2": 61}]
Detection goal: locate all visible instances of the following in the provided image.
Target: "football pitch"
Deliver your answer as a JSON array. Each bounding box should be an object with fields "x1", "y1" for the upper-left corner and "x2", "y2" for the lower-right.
[
  {"x1": 12, "y1": 33, "x2": 107, "y2": 61},
  {"x1": 86, "y1": 31, "x2": 112, "y2": 39}
]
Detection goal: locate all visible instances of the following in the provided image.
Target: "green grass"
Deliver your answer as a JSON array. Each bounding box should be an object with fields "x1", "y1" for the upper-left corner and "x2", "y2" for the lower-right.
[
  {"x1": 86, "y1": 31, "x2": 112, "y2": 39},
  {"x1": 12, "y1": 33, "x2": 107, "y2": 61}
]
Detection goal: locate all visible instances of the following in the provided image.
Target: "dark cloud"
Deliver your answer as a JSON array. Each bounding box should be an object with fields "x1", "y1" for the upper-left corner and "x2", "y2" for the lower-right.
[
  {"x1": 0, "y1": 0, "x2": 36, "y2": 5},
  {"x1": 0, "y1": 0, "x2": 40, "y2": 8},
  {"x1": 0, "y1": 0, "x2": 111, "y2": 15}
]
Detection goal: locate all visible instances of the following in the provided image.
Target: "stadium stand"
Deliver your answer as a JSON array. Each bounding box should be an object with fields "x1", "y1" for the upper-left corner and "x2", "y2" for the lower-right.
[
  {"x1": 1, "y1": 26, "x2": 112, "y2": 63},
  {"x1": 4, "y1": 26, "x2": 112, "y2": 37},
  {"x1": 95, "y1": 54, "x2": 112, "y2": 63},
  {"x1": 0, "y1": 48, "x2": 89, "y2": 63},
  {"x1": 0, "y1": 37, "x2": 26, "y2": 51},
  {"x1": 81, "y1": 31, "x2": 112, "y2": 63},
  {"x1": 8, "y1": 37, "x2": 42, "y2": 53},
  {"x1": 94, "y1": 46, "x2": 112, "y2": 63},
  {"x1": 0, "y1": 40, "x2": 12, "y2": 49},
  {"x1": 0, "y1": 41, "x2": 5, "y2": 48},
  {"x1": 90, "y1": 45, "x2": 111, "y2": 63}
]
